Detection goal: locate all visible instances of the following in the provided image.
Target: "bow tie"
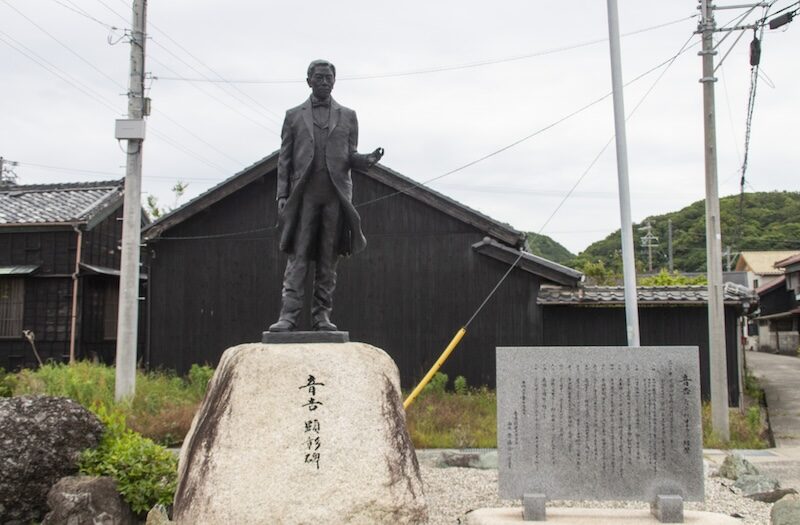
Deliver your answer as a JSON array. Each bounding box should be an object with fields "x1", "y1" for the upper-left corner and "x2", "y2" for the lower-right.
[{"x1": 311, "y1": 98, "x2": 331, "y2": 108}]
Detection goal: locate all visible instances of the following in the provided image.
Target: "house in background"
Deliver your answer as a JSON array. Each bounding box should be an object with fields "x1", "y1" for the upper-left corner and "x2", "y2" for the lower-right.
[
  {"x1": 142, "y1": 152, "x2": 583, "y2": 389},
  {"x1": 538, "y1": 283, "x2": 757, "y2": 406},
  {"x1": 0, "y1": 180, "x2": 139, "y2": 369},
  {"x1": 735, "y1": 250, "x2": 800, "y2": 289},
  {"x1": 754, "y1": 253, "x2": 800, "y2": 354}
]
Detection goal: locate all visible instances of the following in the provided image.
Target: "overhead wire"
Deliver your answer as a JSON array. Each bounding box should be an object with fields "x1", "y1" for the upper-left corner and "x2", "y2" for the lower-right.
[
  {"x1": 50, "y1": 0, "x2": 118, "y2": 30},
  {"x1": 146, "y1": 48, "x2": 280, "y2": 136},
  {"x1": 153, "y1": 14, "x2": 698, "y2": 84},
  {"x1": 154, "y1": 33, "x2": 697, "y2": 246},
  {"x1": 736, "y1": 1, "x2": 775, "y2": 250},
  {"x1": 0, "y1": 2, "x2": 242, "y2": 171},
  {"x1": 464, "y1": 30, "x2": 696, "y2": 328},
  {"x1": 355, "y1": 40, "x2": 699, "y2": 210},
  {"x1": 101, "y1": 0, "x2": 283, "y2": 129}
]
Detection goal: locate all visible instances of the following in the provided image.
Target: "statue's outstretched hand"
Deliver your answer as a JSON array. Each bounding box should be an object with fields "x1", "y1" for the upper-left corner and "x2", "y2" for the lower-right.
[
  {"x1": 278, "y1": 197, "x2": 287, "y2": 212},
  {"x1": 366, "y1": 147, "x2": 384, "y2": 166}
]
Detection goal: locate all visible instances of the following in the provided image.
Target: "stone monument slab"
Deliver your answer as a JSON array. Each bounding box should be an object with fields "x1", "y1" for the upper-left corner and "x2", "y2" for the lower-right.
[{"x1": 496, "y1": 346, "x2": 704, "y2": 503}]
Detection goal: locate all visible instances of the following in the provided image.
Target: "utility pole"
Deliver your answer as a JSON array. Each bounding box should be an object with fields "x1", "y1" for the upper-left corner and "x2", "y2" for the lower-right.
[
  {"x1": 699, "y1": 0, "x2": 730, "y2": 440},
  {"x1": 115, "y1": 0, "x2": 147, "y2": 401},
  {"x1": 668, "y1": 219, "x2": 674, "y2": 272},
  {"x1": 606, "y1": 0, "x2": 640, "y2": 347},
  {"x1": 639, "y1": 220, "x2": 659, "y2": 273}
]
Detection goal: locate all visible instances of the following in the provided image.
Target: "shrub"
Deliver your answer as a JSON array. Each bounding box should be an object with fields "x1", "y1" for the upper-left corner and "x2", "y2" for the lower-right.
[
  {"x1": 422, "y1": 372, "x2": 448, "y2": 395},
  {"x1": 0, "y1": 367, "x2": 15, "y2": 397},
  {"x1": 80, "y1": 406, "x2": 178, "y2": 515},
  {"x1": 186, "y1": 364, "x2": 214, "y2": 399},
  {"x1": 453, "y1": 375, "x2": 468, "y2": 395}
]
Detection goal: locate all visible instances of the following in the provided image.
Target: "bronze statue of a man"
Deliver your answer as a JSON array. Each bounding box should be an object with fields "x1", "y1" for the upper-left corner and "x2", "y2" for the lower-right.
[{"x1": 269, "y1": 60, "x2": 383, "y2": 332}]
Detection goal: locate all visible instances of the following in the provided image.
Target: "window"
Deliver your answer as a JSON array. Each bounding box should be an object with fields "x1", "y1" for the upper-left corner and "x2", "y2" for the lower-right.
[{"x1": 0, "y1": 278, "x2": 24, "y2": 337}]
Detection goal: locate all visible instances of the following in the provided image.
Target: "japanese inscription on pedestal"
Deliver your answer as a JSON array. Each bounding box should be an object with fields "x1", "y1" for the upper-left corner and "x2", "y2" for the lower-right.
[{"x1": 299, "y1": 375, "x2": 324, "y2": 469}]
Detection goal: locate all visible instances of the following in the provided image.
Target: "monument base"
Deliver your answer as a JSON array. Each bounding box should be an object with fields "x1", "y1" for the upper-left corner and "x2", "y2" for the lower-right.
[
  {"x1": 262, "y1": 330, "x2": 349, "y2": 343},
  {"x1": 173, "y1": 342, "x2": 427, "y2": 524},
  {"x1": 467, "y1": 507, "x2": 742, "y2": 524}
]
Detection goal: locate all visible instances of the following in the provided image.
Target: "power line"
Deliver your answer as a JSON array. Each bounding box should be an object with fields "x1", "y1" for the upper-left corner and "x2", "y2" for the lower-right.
[
  {"x1": 0, "y1": 28, "x2": 231, "y2": 174},
  {"x1": 356, "y1": 39, "x2": 698, "y2": 210},
  {"x1": 154, "y1": 33, "x2": 695, "y2": 247},
  {"x1": 50, "y1": 0, "x2": 118, "y2": 30},
  {"x1": 4, "y1": 1, "x2": 121, "y2": 86},
  {"x1": 153, "y1": 14, "x2": 698, "y2": 84},
  {"x1": 146, "y1": 48, "x2": 280, "y2": 135}
]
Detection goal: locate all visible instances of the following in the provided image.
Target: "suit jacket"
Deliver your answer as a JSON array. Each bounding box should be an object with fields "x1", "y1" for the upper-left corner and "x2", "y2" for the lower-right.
[{"x1": 276, "y1": 97, "x2": 370, "y2": 257}]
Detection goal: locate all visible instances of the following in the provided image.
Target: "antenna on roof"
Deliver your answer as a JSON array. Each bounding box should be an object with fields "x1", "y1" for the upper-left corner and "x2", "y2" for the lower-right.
[{"x1": 0, "y1": 157, "x2": 19, "y2": 187}]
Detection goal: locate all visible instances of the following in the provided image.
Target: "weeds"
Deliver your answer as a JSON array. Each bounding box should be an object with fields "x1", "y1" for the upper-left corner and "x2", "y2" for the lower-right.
[
  {"x1": 701, "y1": 403, "x2": 770, "y2": 449},
  {"x1": 9, "y1": 361, "x2": 212, "y2": 445}
]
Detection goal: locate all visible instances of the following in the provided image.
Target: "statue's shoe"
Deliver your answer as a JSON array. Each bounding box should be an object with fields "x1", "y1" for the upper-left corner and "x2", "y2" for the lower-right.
[
  {"x1": 269, "y1": 319, "x2": 295, "y2": 332},
  {"x1": 313, "y1": 320, "x2": 338, "y2": 331}
]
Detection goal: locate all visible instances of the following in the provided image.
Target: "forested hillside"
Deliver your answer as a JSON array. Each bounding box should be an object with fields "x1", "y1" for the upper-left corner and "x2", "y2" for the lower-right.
[
  {"x1": 525, "y1": 232, "x2": 575, "y2": 265},
  {"x1": 573, "y1": 191, "x2": 800, "y2": 273}
]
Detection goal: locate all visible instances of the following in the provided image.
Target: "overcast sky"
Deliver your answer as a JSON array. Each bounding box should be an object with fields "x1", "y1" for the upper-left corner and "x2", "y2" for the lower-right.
[{"x1": 2, "y1": 1, "x2": 798, "y2": 254}]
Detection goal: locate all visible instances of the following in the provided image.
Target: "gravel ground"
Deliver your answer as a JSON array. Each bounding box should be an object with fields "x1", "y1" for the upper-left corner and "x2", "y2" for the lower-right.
[{"x1": 420, "y1": 465, "x2": 773, "y2": 525}]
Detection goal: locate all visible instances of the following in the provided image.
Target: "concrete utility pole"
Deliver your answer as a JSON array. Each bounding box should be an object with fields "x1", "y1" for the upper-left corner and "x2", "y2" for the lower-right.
[
  {"x1": 115, "y1": 0, "x2": 147, "y2": 401},
  {"x1": 606, "y1": 0, "x2": 640, "y2": 347},
  {"x1": 699, "y1": 0, "x2": 730, "y2": 440}
]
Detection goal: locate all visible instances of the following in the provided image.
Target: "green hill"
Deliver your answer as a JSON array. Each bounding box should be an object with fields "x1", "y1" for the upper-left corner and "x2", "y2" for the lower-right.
[
  {"x1": 525, "y1": 232, "x2": 575, "y2": 265},
  {"x1": 574, "y1": 191, "x2": 800, "y2": 273}
]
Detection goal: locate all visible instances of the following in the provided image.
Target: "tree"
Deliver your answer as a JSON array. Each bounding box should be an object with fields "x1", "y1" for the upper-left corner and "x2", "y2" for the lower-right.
[{"x1": 144, "y1": 181, "x2": 188, "y2": 220}]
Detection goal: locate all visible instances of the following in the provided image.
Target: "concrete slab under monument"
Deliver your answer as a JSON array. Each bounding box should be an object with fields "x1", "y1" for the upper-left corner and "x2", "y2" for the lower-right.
[
  {"x1": 466, "y1": 508, "x2": 743, "y2": 525},
  {"x1": 262, "y1": 330, "x2": 349, "y2": 343}
]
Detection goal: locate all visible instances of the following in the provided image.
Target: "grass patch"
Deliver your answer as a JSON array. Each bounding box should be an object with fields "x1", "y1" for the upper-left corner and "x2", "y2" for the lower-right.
[
  {"x1": 405, "y1": 373, "x2": 496, "y2": 448},
  {"x1": 406, "y1": 373, "x2": 770, "y2": 450},
  {"x1": 702, "y1": 403, "x2": 770, "y2": 449},
  {"x1": 10, "y1": 361, "x2": 212, "y2": 446}
]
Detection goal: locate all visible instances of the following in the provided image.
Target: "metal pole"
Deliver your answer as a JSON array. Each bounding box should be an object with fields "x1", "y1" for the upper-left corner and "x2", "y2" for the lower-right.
[
  {"x1": 115, "y1": 0, "x2": 147, "y2": 401},
  {"x1": 699, "y1": 0, "x2": 730, "y2": 440},
  {"x1": 668, "y1": 219, "x2": 674, "y2": 272},
  {"x1": 606, "y1": 0, "x2": 640, "y2": 347}
]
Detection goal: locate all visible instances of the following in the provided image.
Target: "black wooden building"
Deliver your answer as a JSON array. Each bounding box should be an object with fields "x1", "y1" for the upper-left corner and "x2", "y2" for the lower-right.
[
  {"x1": 0, "y1": 180, "x2": 131, "y2": 369},
  {"x1": 142, "y1": 152, "x2": 582, "y2": 388},
  {"x1": 538, "y1": 284, "x2": 757, "y2": 405}
]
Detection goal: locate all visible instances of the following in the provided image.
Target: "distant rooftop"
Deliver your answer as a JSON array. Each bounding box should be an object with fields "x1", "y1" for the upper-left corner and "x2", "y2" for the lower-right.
[
  {"x1": 538, "y1": 283, "x2": 756, "y2": 307},
  {"x1": 0, "y1": 180, "x2": 123, "y2": 226},
  {"x1": 735, "y1": 250, "x2": 800, "y2": 276}
]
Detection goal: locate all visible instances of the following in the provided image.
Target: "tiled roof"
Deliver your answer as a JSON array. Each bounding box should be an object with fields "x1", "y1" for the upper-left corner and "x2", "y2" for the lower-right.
[
  {"x1": 775, "y1": 253, "x2": 800, "y2": 269},
  {"x1": 538, "y1": 283, "x2": 756, "y2": 306},
  {"x1": 0, "y1": 180, "x2": 123, "y2": 226},
  {"x1": 735, "y1": 251, "x2": 800, "y2": 275}
]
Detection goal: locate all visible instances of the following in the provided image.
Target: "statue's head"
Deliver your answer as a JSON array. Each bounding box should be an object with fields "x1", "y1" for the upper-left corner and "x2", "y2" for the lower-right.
[{"x1": 307, "y1": 59, "x2": 336, "y2": 100}]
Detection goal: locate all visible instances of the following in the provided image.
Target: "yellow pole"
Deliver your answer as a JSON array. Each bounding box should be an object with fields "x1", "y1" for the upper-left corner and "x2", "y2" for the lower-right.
[{"x1": 403, "y1": 327, "x2": 467, "y2": 409}]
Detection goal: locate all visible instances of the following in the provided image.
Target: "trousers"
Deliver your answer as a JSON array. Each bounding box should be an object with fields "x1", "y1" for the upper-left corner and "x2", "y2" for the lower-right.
[{"x1": 278, "y1": 182, "x2": 342, "y2": 326}]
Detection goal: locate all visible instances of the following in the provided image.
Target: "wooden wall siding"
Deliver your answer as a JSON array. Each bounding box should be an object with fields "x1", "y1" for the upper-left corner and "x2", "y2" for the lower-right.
[
  {"x1": 542, "y1": 305, "x2": 741, "y2": 405},
  {"x1": 147, "y1": 170, "x2": 542, "y2": 388},
  {"x1": 82, "y1": 207, "x2": 123, "y2": 269},
  {"x1": 759, "y1": 285, "x2": 793, "y2": 316},
  {"x1": 0, "y1": 213, "x2": 125, "y2": 369},
  {"x1": 0, "y1": 230, "x2": 77, "y2": 274}
]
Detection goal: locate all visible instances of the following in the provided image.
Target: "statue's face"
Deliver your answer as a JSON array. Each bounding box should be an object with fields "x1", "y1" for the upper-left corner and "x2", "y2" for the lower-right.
[{"x1": 307, "y1": 65, "x2": 335, "y2": 100}]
